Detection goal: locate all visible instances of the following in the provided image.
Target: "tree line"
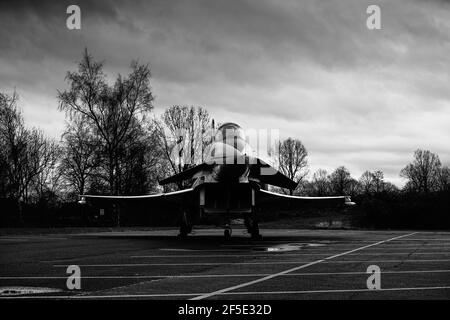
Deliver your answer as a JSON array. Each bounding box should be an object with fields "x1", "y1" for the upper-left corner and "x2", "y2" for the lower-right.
[
  {"x1": 1, "y1": 50, "x2": 449, "y2": 228},
  {"x1": 274, "y1": 139, "x2": 449, "y2": 197}
]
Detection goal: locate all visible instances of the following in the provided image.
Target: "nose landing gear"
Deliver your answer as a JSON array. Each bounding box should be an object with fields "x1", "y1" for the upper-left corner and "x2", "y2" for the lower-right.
[
  {"x1": 245, "y1": 216, "x2": 262, "y2": 240},
  {"x1": 224, "y1": 224, "x2": 232, "y2": 239},
  {"x1": 178, "y1": 211, "x2": 192, "y2": 238},
  {"x1": 178, "y1": 223, "x2": 192, "y2": 238}
]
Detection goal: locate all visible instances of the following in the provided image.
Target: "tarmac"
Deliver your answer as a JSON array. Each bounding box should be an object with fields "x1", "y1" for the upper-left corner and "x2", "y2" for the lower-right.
[{"x1": 0, "y1": 228, "x2": 449, "y2": 299}]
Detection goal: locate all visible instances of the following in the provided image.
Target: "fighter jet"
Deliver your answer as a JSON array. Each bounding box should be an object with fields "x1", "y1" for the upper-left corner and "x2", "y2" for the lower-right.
[{"x1": 79, "y1": 122, "x2": 355, "y2": 239}]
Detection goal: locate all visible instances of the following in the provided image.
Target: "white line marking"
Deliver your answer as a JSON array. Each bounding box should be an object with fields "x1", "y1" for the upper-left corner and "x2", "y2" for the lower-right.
[
  {"x1": 220, "y1": 286, "x2": 450, "y2": 296},
  {"x1": 0, "y1": 237, "x2": 68, "y2": 240},
  {"x1": 3, "y1": 269, "x2": 450, "y2": 280},
  {"x1": 53, "y1": 262, "x2": 310, "y2": 267},
  {"x1": 2, "y1": 285, "x2": 450, "y2": 299},
  {"x1": 53, "y1": 258, "x2": 450, "y2": 267},
  {"x1": 220, "y1": 244, "x2": 450, "y2": 249},
  {"x1": 392, "y1": 239, "x2": 450, "y2": 241},
  {"x1": 131, "y1": 252, "x2": 450, "y2": 258},
  {"x1": 159, "y1": 249, "x2": 244, "y2": 252},
  {"x1": 190, "y1": 232, "x2": 419, "y2": 300}
]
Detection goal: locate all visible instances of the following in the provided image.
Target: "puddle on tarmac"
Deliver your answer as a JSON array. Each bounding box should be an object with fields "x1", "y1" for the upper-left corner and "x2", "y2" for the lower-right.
[
  {"x1": 0, "y1": 286, "x2": 63, "y2": 296},
  {"x1": 254, "y1": 243, "x2": 327, "y2": 252}
]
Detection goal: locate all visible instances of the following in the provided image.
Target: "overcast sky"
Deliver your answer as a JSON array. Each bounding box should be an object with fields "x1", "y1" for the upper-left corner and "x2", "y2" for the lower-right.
[{"x1": 1, "y1": 0, "x2": 449, "y2": 186}]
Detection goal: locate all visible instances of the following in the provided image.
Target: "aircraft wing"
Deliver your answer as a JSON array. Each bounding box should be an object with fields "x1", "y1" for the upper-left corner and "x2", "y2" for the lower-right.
[
  {"x1": 159, "y1": 163, "x2": 212, "y2": 185},
  {"x1": 78, "y1": 188, "x2": 194, "y2": 205},
  {"x1": 256, "y1": 168, "x2": 298, "y2": 190},
  {"x1": 249, "y1": 157, "x2": 298, "y2": 190},
  {"x1": 257, "y1": 189, "x2": 355, "y2": 208}
]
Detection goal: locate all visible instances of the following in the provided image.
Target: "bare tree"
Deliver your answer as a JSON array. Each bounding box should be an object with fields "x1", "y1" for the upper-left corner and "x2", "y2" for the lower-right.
[
  {"x1": 347, "y1": 178, "x2": 361, "y2": 197},
  {"x1": 359, "y1": 170, "x2": 384, "y2": 194},
  {"x1": 154, "y1": 105, "x2": 212, "y2": 188},
  {"x1": 59, "y1": 117, "x2": 100, "y2": 197},
  {"x1": 1, "y1": 92, "x2": 61, "y2": 222},
  {"x1": 359, "y1": 170, "x2": 374, "y2": 194},
  {"x1": 438, "y1": 166, "x2": 450, "y2": 192},
  {"x1": 278, "y1": 138, "x2": 308, "y2": 195},
  {"x1": 58, "y1": 49, "x2": 154, "y2": 195},
  {"x1": 329, "y1": 166, "x2": 353, "y2": 195},
  {"x1": 310, "y1": 169, "x2": 330, "y2": 196},
  {"x1": 29, "y1": 131, "x2": 61, "y2": 203},
  {"x1": 153, "y1": 119, "x2": 182, "y2": 184},
  {"x1": 400, "y1": 149, "x2": 442, "y2": 193},
  {"x1": 382, "y1": 181, "x2": 399, "y2": 194},
  {"x1": 0, "y1": 143, "x2": 7, "y2": 197},
  {"x1": 195, "y1": 107, "x2": 211, "y2": 163},
  {"x1": 0, "y1": 94, "x2": 57, "y2": 201},
  {"x1": 117, "y1": 116, "x2": 162, "y2": 195},
  {"x1": 372, "y1": 170, "x2": 384, "y2": 193},
  {"x1": 0, "y1": 91, "x2": 28, "y2": 205}
]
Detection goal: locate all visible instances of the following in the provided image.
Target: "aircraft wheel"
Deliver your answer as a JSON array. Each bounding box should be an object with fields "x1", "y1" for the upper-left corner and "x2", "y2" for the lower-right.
[
  {"x1": 178, "y1": 224, "x2": 189, "y2": 238},
  {"x1": 244, "y1": 217, "x2": 252, "y2": 233},
  {"x1": 224, "y1": 228, "x2": 232, "y2": 239},
  {"x1": 177, "y1": 232, "x2": 188, "y2": 238},
  {"x1": 250, "y1": 221, "x2": 262, "y2": 240},
  {"x1": 251, "y1": 233, "x2": 263, "y2": 240}
]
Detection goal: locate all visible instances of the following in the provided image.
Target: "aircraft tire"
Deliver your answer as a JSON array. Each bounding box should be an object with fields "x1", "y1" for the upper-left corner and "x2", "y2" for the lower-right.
[
  {"x1": 178, "y1": 224, "x2": 189, "y2": 238},
  {"x1": 250, "y1": 220, "x2": 262, "y2": 240},
  {"x1": 251, "y1": 233, "x2": 263, "y2": 240}
]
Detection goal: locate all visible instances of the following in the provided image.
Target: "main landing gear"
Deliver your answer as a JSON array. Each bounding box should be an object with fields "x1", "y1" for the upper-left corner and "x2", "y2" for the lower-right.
[
  {"x1": 178, "y1": 223, "x2": 192, "y2": 238},
  {"x1": 178, "y1": 211, "x2": 192, "y2": 238},
  {"x1": 224, "y1": 224, "x2": 232, "y2": 239},
  {"x1": 245, "y1": 216, "x2": 262, "y2": 240}
]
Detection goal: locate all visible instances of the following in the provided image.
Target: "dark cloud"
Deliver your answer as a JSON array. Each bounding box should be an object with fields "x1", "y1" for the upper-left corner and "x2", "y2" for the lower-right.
[{"x1": 1, "y1": 0, "x2": 449, "y2": 186}]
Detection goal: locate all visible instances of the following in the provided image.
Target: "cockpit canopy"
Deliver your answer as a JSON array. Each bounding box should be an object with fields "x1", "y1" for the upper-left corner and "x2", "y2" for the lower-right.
[
  {"x1": 214, "y1": 122, "x2": 246, "y2": 142},
  {"x1": 210, "y1": 122, "x2": 247, "y2": 156}
]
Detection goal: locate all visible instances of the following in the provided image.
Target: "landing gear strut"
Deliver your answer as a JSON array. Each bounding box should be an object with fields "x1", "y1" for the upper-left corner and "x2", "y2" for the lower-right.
[
  {"x1": 224, "y1": 224, "x2": 232, "y2": 239},
  {"x1": 245, "y1": 216, "x2": 262, "y2": 240},
  {"x1": 178, "y1": 211, "x2": 192, "y2": 238},
  {"x1": 178, "y1": 223, "x2": 191, "y2": 238}
]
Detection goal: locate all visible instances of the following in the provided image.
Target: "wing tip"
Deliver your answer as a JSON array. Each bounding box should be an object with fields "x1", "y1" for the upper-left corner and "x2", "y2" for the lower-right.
[
  {"x1": 345, "y1": 196, "x2": 356, "y2": 206},
  {"x1": 78, "y1": 196, "x2": 86, "y2": 205}
]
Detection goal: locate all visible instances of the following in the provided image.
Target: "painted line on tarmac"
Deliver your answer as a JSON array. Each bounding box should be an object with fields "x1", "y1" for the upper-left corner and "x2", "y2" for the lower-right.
[
  {"x1": 131, "y1": 252, "x2": 450, "y2": 258},
  {"x1": 190, "y1": 232, "x2": 419, "y2": 300},
  {"x1": 3, "y1": 269, "x2": 450, "y2": 280},
  {"x1": 52, "y1": 261, "x2": 328, "y2": 267},
  {"x1": 53, "y1": 258, "x2": 450, "y2": 267},
  {"x1": 392, "y1": 238, "x2": 450, "y2": 241},
  {"x1": 221, "y1": 244, "x2": 450, "y2": 250},
  {"x1": 221, "y1": 286, "x2": 450, "y2": 296},
  {"x1": 159, "y1": 249, "x2": 244, "y2": 252},
  {"x1": 153, "y1": 248, "x2": 450, "y2": 254},
  {"x1": 2, "y1": 285, "x2": 450, "y2": 299},
  {"x1": 0, "y1": 237, "x2": 68, "y2": 240},
  {"x1": 220, "y1": 245, "x2": 450, "y2": 249},
  {"x1": 358, "y1": 245, "x2": 450, "y2": 248}
]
